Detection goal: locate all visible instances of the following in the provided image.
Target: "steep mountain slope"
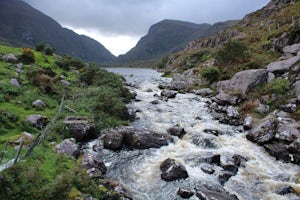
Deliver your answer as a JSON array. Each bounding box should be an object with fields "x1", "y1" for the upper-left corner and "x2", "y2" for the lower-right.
[
  {"x1": 116, "y1": 19, "x2": 238, "y2": 64},
  {"x1": 0, "y1": 0, "x2": 115, "y2": 63}
]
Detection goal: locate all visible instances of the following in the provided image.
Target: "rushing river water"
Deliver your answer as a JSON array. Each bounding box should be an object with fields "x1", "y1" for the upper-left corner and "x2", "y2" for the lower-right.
[{"x1": 89, "y1": 68, "x2": 300, "y2": 200}]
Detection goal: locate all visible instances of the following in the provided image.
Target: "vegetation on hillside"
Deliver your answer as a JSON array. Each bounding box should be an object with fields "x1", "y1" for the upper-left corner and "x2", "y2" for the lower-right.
[{"x1": 0, "y1": 44, "x2": 132, "y2": 199}]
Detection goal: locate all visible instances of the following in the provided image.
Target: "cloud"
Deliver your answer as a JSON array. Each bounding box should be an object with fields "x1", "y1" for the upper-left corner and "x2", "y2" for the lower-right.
[{"x1": 23, "y1": 0, "x2": 270, "y2": 55}]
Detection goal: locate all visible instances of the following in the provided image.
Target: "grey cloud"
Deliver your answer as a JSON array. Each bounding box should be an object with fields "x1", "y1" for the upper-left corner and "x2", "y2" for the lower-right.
[{"x1": 24, "y1": 0, "x2": 270, "y2": 37}]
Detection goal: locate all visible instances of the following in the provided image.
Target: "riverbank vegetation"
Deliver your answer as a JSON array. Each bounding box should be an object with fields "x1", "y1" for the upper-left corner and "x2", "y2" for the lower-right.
[{"x1": 0, "y1": 44, "x2": 132, "y2": 199}]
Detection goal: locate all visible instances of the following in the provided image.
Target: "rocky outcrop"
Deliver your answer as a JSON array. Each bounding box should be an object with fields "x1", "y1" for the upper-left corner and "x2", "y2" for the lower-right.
[
  {"x1": 267, "y1": 55, "x2": 300, "y2": 74},
  {"x1": 283, "y1": 43, "x2": 300, "y2": 55},
  {"x1": 56, "y1": 138, "x2": 80, "y2": 159},
  {"x1": 103, "y1": 126, "x2": 168, "y2": 150},
  {"x1": 218, "y1": 69, "x2": 268, "y2": 95},
  {"x1": 63, "y1": 116, "x2": 97, "y2": 142},
  {"x1": 160, "y1": 158, "x2": 188, "y2": 181}
]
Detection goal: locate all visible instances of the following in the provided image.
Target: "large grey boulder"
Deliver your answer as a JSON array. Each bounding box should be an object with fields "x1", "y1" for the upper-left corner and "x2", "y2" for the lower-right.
[
  {"x1": 194, "y1": 88, "x2": 213, "y2": 97},
  {"x1": 275, "y1": 119, "x2": 300, "y2": 143},
  {"x1": 170, "y1": 80, "x2": 189, "y2": 91},
  {"x1": 283, "y1": 43, "x2": 300, "y2": 55},
  {"x1": 63, "y1": 116, "x2": 97, "y2": 142},
  {"x1": 267, "y1": 55, "x2": 300, "y2": 74},
  {"x1": 213, "y1": 91, "x2": 241, "y2": 106},
  {"x1": 246, "y1": 114, "x2": 276, "y2": 144},
  {"x1": 2, "y1": 53, "x2": 17, "y2": 63},
  {"x1": 56, "y1": 138, "x2": 80, "y2": 159},
  {"x1": 219, "y1": 69, "x2": 268, "y2": 95}
]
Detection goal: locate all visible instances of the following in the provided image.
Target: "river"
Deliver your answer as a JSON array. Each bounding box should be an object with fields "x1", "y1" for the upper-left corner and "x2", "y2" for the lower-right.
[{"x1": 90, "y1": 68, "x2": 300, "y2": 200}]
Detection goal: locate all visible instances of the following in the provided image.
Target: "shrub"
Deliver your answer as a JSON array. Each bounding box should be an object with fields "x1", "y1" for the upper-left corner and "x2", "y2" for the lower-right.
[
  {"x1": 0, "y1": 83, "x2": 21, "y2": 102},
  {"x1": 20, "y1": 48, "x2": 35, "y2": 64},
  {"x1": 264, "y1": 79, "x2": 291, "y2": 95},
  {"x1": 200, "y1": 66, "x2": 221, "y2": 83},
  {"x1": 215, "y1": 40, "x2": 247, "y2": 65},
  {"x1": 35, "y1": 43, "x2": 46, "y2": 52},
  {"x1": 44, "y1": 47, "x2": 55, "y2": 56},
  {"x1": 69, "y1": 58, "x2": 85, "y2": 69}
]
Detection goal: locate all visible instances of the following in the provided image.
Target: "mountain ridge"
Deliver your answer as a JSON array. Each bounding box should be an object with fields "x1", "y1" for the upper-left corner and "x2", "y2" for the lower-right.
[{"x1": 0, "y1": 0, "x2": 115, "y2": 63}]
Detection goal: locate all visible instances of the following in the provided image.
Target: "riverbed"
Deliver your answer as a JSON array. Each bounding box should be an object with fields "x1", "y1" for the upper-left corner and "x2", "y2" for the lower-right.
[{"x1": 90, "y1": 68, "x2": 300, "y2": 200}]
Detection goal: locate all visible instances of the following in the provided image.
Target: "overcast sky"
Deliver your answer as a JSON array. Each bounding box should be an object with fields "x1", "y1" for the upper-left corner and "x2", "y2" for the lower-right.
[{"x1": 23, "y1": 0, "x2": 270, "y2": 56}]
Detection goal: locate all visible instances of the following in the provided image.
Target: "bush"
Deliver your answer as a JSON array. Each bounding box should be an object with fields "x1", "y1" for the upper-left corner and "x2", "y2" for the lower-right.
[
  {"x1": 20, "y1": 48, "x2": 35, "y2": 64},
  {"x1": 200, "y1": 66, "x2": 221, "y2": 83},
  {"x1": 69, "y1": 58, "x2": 85, "y2": 69},
  {"x1": 44, "y1": 47, "x2": 55, "y2": 56},
  {"x1": 215, "y1": 40, "x2": 247, "y2": 65},
  {"x1": 35, "y1": 43, "x2": 46, "y2": 52},
  {"x1": 264, "y1": 79, "x2": 291, "y2": 95},
  {"x1": 0, "y1": 83, "x2": 21, "y2": 102},
  {"x1": 55, "y1": 59, "x2": 70, "y2": 71}
]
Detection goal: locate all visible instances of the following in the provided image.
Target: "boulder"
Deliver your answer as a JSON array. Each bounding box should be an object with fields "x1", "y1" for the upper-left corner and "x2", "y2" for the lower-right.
[
  {"x1": 9, "y1": 78, "x2": 20, "y2": 87},
  {"x1": 2, "y1": 53, "x2": 17, "y2": 63},
  {"x1": 32, "y1": 99, "x2": 45, "y2": 109},
  {"x1": 191, "y1": 135, "x2": 218, "y2": 149},
  {"x1": 160, "y1": 158, "x2": 188, "y2": 181},
  {"x1": 194, "y1": 88, "x2": 213, "y2": 97},
  {"x1": 81, "y1": 152, "x2": 107, "y2": 175},
  {"x1": 118, "y1": 126, "x2": 168, "y2": 150},
  {"x1": 283, "y1": 43, "x2": 300, "y2": 54},
  {"x1": 226, "y1": 106, "x2": 239, "y2": 119},
  {"x1": 243, "y1": 116, "x2": 253, "y2": 130},
  {"x1": 56, "y1": 138, "x2": 80, "y2": 159},
  {"x1": 63, "y1": 116, "x2": 97, "y2": 142},
  {"x1": 218, "y1": 69, "x2": 268, "y2": 95},
  {"x1": 281, "y1": 103, "x2": 296, "y2": 113},
  {"x1": 256, "y1": 103, "x2": 270, "y2": 115},
  {"x1": 213, "y1": 91, "x2": 241, "y2": 106},
  {"x1": 170, "y1": 80, "x2": 189, "y2": 91},
  {"x1": 150, "y1": 99, "x2": 160, "y2": 104},
  {"x1": 218, "y1": 170, "x2": 236, "y2": 185},
  {"x1": 167, "y1": 125, "x2": 186, "y2": 138},
  {"x1": 103, "y1": 131, "x2": 124, "y2": 150},
  {"x1": 161, "y1": 89, "x2": 177, "y2": 98},
  {"x1": 246, "y1": 114, "x2": 276, "y2": 144},
  {"x1": 201, "y1": 164, "x2": 215, "y2": 174},
  {"x1": 267, "y1": 55, "x2": 300, "y2": 74},
  {"x1": 201, "y1": 153, "x2": 221, "y2": 165},
  {"x1": 26, "y1": 114, "x2": 49, "y2": 128},
  {"x1": 264, "y1": 143, "x2": 291, "y2": 162},
  {"x1": 177, "y1": 188, "x2": 194, "y2": 199}
]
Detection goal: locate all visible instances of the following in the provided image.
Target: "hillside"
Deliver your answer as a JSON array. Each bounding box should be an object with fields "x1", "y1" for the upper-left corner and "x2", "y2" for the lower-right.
[
  {"x1": 116, "y1": 19, "x2": 238, "y2": 64},
  {"x1": 0, "y1": 45, "x2": 132, "y2": 199},
  {"x1": 0, "y1": 0, "x2": 115, "y2": 63}
]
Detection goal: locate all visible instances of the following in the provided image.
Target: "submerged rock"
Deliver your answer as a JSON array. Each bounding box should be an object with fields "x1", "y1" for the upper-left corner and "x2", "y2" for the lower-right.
[
  {"x1": 81, "y1": 152, "x2": 107, "y2": 176},
  {"x1": 195, "y1": 187, "x2": 237, "y2": 200},
  {"x1": 160, "y1": 158, "x2": 188, "y2": 181}
]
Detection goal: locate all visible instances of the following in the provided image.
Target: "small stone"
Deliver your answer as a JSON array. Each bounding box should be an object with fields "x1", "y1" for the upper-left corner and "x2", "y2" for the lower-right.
[
  {"x1": 9, "y1": 78, "x2": 20, "y2": 87},
  {"x1": 201, "y1": 164, "x2": 215, "y2": 174},
  {"x1": 32, "y1": 99, "x2": 45, "y2": 108},
  {"x1": 243, "y1": 116, "x2": 253, "y2": 130}
]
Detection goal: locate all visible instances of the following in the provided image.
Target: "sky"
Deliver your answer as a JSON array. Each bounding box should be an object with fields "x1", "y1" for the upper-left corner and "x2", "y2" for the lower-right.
[{"x1": 23, "y1": 0, "x2": 270, "y2": 56}]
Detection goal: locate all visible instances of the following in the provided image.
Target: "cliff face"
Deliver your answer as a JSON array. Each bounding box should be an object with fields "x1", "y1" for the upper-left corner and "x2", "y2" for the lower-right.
[{"x1": 0, "y1": 0, "x2": 115, "y2": 63}]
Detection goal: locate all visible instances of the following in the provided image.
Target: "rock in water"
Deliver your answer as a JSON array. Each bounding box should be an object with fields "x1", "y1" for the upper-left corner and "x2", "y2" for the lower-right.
[
  {"x1": 167, "y1": 125, "x2": 186, "y2": 138},
  {"x1": 177, "y1": 188, "x2": 194, "y2": 198},
  {"x1": 161, "y1": 89, "x2": 177, "y2": 98},
  {"x1": 103, "y1": 131, "x2": 124, "y2": 150},
  {"x1": 160, "y1": 158, "x2": 188, "y2": 181}
]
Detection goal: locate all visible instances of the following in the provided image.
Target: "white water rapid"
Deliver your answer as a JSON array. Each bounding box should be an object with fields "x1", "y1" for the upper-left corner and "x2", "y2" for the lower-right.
[{"x1": 89, "y1": 68, "x2": 300, "y2": 200}]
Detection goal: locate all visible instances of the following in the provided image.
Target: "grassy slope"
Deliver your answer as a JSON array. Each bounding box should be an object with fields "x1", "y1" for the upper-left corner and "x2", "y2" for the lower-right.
[{"x1": 0, "y1": 45, "x2": 130, "y2": 199}]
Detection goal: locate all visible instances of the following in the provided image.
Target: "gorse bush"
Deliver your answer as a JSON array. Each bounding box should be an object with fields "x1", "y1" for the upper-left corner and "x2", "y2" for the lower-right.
[
  {"x1": 215, "y1": 40, "x2": 247, "y2": 65},
  {"x1": 200, "y1": 66, "x2": 221, "y2": 83},
  {"x1": 20, "y1": 48, "x2": 35, "y2": 64}
]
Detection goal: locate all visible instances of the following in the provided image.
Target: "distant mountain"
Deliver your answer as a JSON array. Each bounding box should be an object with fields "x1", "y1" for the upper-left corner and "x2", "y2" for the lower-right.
[
  {"x1": 0, "y1": 0, "x2": 115, "y2": 63},
  {"x1": 116, "y1": 19, "x2": 238, "y2": 64}
]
